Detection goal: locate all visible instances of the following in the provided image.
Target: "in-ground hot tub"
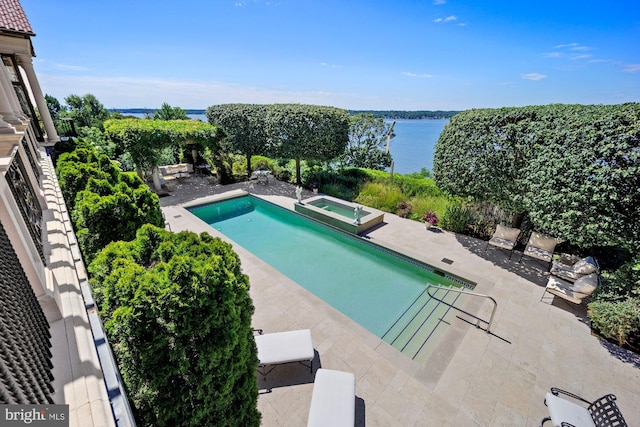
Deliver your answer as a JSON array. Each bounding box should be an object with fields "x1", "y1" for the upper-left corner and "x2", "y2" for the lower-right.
[{"x1": 294, "y1": 195, "x2": 384, "y2": 234}]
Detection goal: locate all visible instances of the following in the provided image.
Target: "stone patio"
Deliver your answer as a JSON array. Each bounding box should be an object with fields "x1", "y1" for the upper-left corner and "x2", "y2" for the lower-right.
[{"x1": 161, "y1": 176, "x2": 640, "y2": 426}]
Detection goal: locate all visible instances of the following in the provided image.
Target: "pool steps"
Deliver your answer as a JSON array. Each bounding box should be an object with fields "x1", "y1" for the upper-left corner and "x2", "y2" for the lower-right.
[{"x1": 382, "y1": 286, "x2": 463, "y2": 363}]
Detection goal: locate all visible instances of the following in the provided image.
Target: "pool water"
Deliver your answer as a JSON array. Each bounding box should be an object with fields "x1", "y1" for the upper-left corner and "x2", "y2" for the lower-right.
[
  {"x1": 189, "y1": 196, "x2": 465, "y2": 353},
  {"x1": 308, "y1": 198, "x2": 369, "y2": 219}
]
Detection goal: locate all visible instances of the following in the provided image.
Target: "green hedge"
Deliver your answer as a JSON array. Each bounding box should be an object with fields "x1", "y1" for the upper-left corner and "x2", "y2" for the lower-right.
[{"x1": 89, "y1": 225, "x2": 260, "y2": 426}]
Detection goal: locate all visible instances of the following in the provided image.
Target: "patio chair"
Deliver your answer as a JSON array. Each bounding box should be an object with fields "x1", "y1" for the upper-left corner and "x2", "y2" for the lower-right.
[
  {"x1": 540, "y1": 387, "x2": 628, "y2": 427},
  {"x1": 485, "y1": 224, "x2": 521, "y2": 259},
  {"x1": 307, "y1": 368, "x2": 355, "y2": 427},
  {"x1": 550, "y1": 255, "x2": 599, "y2": 283},
  {"x1": 520, "y1": 231, "x2": 558, "y2": 268},
  {"x1": 542, "y1": 273, "x2": 600, "y2": 305},
  {"x1": 254, "y1": 329, "x2": 314, "y2": 379}
]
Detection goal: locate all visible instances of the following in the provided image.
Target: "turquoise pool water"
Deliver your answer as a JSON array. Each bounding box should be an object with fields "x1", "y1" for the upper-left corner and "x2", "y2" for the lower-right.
[
  {"x1": 307, "y1": 198, "x2": 368, "y2": 219},
  {"x1": 189, "y1": 196, "x2": 462, "y2": 338}
]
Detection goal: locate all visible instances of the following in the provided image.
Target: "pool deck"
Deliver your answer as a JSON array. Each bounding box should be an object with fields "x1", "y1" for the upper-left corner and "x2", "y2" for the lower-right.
[{"x1": 161, "y1": 177, "x2": 640, "y2": 426}]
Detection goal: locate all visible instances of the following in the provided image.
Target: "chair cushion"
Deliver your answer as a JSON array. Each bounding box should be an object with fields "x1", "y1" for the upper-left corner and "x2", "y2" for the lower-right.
[
  {"x1": 545, "y1": 392, "x2": 596, "y2": 427},
  {"x1": 529, "y1": 232, "x2": 557, "y2": 252},
  {"x1": 307, "y1": 369, "x2": 355, "y2": 427},
  {"x1": 572, "y1": 273, "x2": 599, "y2": 297},
  {"x1": 255, "y1": 329, "x2": 314, "y2": 366},
  {"x1": 574, "y1": 257, "x2": 598, "y2": 275},
  {"x1": 546, "y1": 276, "x2": 583, "y2": 304},
  {"x1": 494, "y1": 224, "x2": 520, "y2": 242}
]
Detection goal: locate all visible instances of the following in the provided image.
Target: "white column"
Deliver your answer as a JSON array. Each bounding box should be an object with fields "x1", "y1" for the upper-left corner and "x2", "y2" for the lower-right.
[
  {"x1": 0, "y1": 73, "x2": 18, "y2": 134},
  {"x1": 16, "y1": 54, "x2": 59, "y2": 143},
  {"x1": 0, "y1": 67, "x2": 28, "y2": 125}
]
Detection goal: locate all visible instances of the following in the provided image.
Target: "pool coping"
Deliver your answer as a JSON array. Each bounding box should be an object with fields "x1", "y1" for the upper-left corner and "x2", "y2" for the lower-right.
[{"x1": 294, "y1": 194, "x2": 385, "y2": 234}]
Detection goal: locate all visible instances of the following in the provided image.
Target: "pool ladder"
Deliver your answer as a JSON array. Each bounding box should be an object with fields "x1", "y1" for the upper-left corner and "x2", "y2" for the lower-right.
[{"x1": 426, "y1": 285, "x2": 497, "y2": 333}]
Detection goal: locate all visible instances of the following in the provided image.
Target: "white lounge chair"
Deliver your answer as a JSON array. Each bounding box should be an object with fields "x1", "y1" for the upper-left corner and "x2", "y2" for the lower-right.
[
  {"x1": 540, "y1": 387, "x2": 628, "y2": 426},
  {"x1": 307, "y1": 369, "x2": 355, "y2": 427},
  {"x1": 254, "y1": 329, "x2": 314, "y2": 379}
]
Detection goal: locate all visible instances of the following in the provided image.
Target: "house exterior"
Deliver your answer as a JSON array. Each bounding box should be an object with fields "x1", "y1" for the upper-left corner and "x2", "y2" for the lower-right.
[{"x1": 0, "y1": 1, "x2": 130, "y2": 425}]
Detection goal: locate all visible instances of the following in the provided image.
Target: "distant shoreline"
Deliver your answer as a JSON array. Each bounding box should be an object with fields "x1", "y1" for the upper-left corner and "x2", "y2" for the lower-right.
[{"x1": 109, "y1": 108, "x2": 460, "y2": 120}]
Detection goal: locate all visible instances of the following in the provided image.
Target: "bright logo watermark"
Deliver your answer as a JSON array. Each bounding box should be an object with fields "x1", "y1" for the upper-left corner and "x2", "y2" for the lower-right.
[{"x1": 1, "y1": 405, "x2": 68, "y2": 426}]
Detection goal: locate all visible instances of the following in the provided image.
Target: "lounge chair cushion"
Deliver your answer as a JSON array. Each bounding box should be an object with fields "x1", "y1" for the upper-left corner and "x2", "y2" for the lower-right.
[
  {"x1": 494, "y1": 224, "x2": 520, "y2": 242},
  {"x1": 307, "y1": 369, "x2": 355, "y2": 427},
  {"x1": 255, "y1": 329, "x2": 314, "y2": 366},
  {"x1": 546, "y1": 274, "x2": 599, "y2": 304},
  {"x1": 545, "y1": 392, "x2": 596, "y2": 427},
  {"x1": 572, "y1": 273, "x2": 599, "y2": 297},
  {"x1": 523, "y1": 232, "x2": 557, "y2": 262},
  {"x1": 488, "y1": 225, "x2": 520, "y2": 250},
  {"x1": 574, "y1": 257, "x2": 598, "y2": 274},
  {"x1": 550, "y1": 256, "x2": 598, "y2": 282}
]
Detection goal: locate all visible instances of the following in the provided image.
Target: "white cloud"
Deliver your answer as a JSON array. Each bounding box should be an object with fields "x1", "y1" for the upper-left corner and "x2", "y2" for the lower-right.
[
  {"x1": 433, "y1": 0, "x2": 447, "y2": 4},
  {"x1": 52, "y1": 63, "x2": 89, "y2": 72},
  {"x1": 569, "y1": 54, "x2": 592, "y2": 61},
  {"x1": 543, "y1": 52, "x2": 563, "y2": 58},
  {"x1": 402, "y1": 72, "x2": 433, "y2": 78},
  {"x1": 623, "y1": 64, "x2": 640, "y2": 73},
  {"x1": 433, "y1": 15, "x2": 457, "y2": 23},
  {"x1": 320, "y1": 62, "x2": 340, "y2": 68},
  {"x1": 37, "y1": 74, "x2": 376, "y2": 109},
  {"x1": 554, "y1": 43, "x2": 579, "y2": 49},
  {"x1": 520, "y1": 73, "x2": 547, "y2": 81}
]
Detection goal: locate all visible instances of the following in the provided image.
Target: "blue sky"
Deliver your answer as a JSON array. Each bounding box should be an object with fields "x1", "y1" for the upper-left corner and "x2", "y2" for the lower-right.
[{"x1": 20, "y1": 0, "x2": 640, "y2": 111}]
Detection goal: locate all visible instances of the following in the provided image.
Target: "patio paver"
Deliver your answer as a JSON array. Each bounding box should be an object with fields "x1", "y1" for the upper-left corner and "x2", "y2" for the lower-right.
[{"x1": 161, "y1": 177, "x2": 640, "y2": 426}]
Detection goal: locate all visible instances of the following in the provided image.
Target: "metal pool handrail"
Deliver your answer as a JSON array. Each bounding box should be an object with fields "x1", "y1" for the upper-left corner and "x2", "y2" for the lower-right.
[{"x1": 426, "y1": 285, "x2": 497, "y2": 333}]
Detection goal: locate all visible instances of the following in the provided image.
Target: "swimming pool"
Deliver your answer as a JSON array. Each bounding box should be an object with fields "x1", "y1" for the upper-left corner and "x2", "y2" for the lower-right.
[{"x1": 189, "y1": 195, "x2": 474, "y2": 359}]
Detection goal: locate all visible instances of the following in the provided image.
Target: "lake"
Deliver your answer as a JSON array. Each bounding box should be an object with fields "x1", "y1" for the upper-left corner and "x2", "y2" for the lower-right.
[
  {"x1": 129, "y1": 112, "x2": 449, "y2": 175},
  {"x1": 383, "y1": 119, "x2": 448, "y2": 175}
]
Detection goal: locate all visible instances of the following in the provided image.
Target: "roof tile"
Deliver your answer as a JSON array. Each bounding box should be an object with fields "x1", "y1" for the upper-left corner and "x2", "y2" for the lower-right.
[{"x1": 0, "y1": 0, "x2": 34, "y2": 36}]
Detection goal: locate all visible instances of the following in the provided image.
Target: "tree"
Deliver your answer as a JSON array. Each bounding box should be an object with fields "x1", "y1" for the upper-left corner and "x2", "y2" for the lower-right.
[
  {"x1": 153, "y1": 102, "x2": 189, "y2": 120},
  {"x1": 62, "y1": 94, "x2": 110, "y2": 129},
  {"x1": 45, "y1": 94, "x2": 65, "y2": 121},
  {"x1": 433, "y1": 103, "x2": 640, "y2": 249},
  {"x1": 88, "y1": 225, "x2": 260, "y2": 427},
  {"x1": 103, "y1": 118, "x2": 223, "y2": 191},
  {"x1": 266, "y1": 104, "x2": 350, "y2": 185},
  {"x1": 433, "y1": 107, "x2": 536, "y2": 221},
  {"x1": 56, "y1": 144, "x2": 164, "y2": 262},
  {"x1": 206, "y1": 104, "x2": 268, "y2": 177},
  {"x1": 524, "y1": 104, "x2": 640, "y2": 248},
  {"x1": 340, "y1": 113, "x2": 393, "y2": 170}
]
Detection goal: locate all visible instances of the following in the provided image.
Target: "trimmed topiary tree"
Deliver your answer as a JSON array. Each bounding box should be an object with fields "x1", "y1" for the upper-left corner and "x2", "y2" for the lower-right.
[{"x1": 88, "y1": 225, "x2": 260, "y2": 427}]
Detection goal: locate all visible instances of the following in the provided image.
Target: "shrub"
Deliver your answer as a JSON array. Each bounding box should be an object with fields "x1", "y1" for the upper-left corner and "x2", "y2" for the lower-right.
[
  {"x1": 588, "y1": 298, "x2": 640, "y2": 348},
  {"x1": 396, "y1": 201, "x2": 412, "y2": 218},
  {"x1": 407, "y1": 195, "x2": 450, "y2": 222},
  {"x1": 89, "y1": 225, "x2": 260, "y2": 427},
  {"x1": 441, "y1": 203, "x2": 477, "y2": 234},
  {"x1": 354, "y1": 182, "x2": 404, "y2": 211}
]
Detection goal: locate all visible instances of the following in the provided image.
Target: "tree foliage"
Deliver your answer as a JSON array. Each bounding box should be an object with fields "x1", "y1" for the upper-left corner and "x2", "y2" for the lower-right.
[
  {"x1": 153, "y1": 102, "x2": 189, "y2": 120},
  {"x1": 103, "y1": 118, "x2": 223, "y2": 171},
  {"x1": 62, "y1": 94, "x2": 110, "y2": 129},
  {"x1": 56, "y1": 143, "x2": 164, "y2": 262},
  {"x1": 433, "y1": 103, "x2": 640, "y2": 249},
  {"x1": 339, "y1": 113, "x2": 393, "y2": 170},
  {"x1": 206, "y1": 104, "x2": 268, "y2": 177},
  {"x1": 88, "y1": 225, "x2": 260, "y2": 427},
  {"x1": 266, "y1": 104, "x2": 350, "y2": 184}
]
